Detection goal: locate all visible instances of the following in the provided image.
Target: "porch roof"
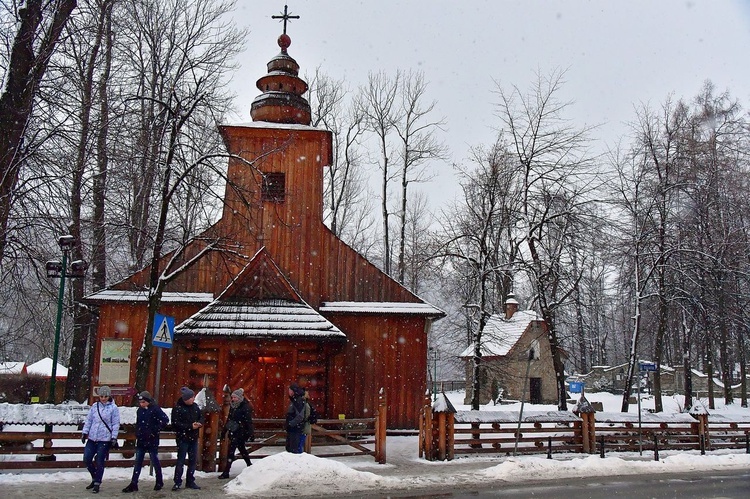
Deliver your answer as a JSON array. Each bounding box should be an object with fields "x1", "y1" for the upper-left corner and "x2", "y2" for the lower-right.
[
  {"x1": 174, "y1": 298, "x2": 345, "y2": 340},
  {"x1": 320, "y1": 301, "x2": 444, "y2": 317}
]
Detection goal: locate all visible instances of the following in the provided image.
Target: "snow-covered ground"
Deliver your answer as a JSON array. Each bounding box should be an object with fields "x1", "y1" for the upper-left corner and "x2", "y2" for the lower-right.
[{"x1": 0, "y1": 390, "x2": 748, "y2": 497}]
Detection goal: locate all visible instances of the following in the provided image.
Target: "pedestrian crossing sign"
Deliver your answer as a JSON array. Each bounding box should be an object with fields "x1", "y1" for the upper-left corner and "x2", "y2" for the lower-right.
[{"x1": 152, "y1": 314, "x2": 174, "y2": 348}]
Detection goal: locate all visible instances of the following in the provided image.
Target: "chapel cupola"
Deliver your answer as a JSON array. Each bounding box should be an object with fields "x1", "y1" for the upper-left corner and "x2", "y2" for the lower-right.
[{"x1": 250, "y1": 15, "x2": 311, "y2": 125}]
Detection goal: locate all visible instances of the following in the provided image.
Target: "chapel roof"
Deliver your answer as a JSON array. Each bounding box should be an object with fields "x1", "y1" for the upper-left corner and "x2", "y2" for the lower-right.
[{"x1": 458, "y1": 310, "x2": 541, "y2": 358}]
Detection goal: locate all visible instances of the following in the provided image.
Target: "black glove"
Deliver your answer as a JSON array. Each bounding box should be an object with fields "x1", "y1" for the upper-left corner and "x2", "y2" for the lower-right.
[
  {"x1": 81, "y1": 434, "x2": 87, "y2": 444},
  {"x1": 110, "y1": 438, "x2": 118, "y2": 448}
]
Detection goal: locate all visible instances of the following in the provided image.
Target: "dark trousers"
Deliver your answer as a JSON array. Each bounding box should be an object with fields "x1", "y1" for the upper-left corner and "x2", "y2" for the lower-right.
[
  {"x1": 83, "y1": 440, "x2": 111, "y2": 485},
  {"x1": 224, "y1": 435, "x2": 251, "y2": 473},
  {"x1": 286, "y1": 431, "x2": 304, "y2": 454},
  {"x1": 130, "y1": 444, "x2": 163, "y2": 485},
  {"x1": 173, "y1": 439, "x2": 198, "y2": 486}
]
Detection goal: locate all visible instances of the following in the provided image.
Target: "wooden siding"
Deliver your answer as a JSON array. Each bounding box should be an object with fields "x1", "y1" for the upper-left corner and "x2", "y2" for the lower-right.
[
  {"x1": 91, "y1": 122, "x2": 435, "y2": 428},
  {"x1": 326, "y1": 314, "x2": 427, "y2": 429}
]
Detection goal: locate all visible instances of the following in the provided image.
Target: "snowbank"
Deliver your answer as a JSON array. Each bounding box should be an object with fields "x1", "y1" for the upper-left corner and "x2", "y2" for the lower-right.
[{"x1": 224, "y1": 452, "x2": 395, "y2": 496}]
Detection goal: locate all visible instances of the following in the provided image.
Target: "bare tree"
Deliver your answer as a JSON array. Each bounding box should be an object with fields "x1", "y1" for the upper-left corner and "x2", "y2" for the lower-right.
[
  {"x1": 495, "y1": 69, "x2": 598, "y2": 410},
  {"x1": 392, "y1": 69, "x2": 447, "y2": 284},
  {"x1": 361, "y1": 70, "x2": 399, "y2": 275},
  {"x1": 439, "y1": 141, "x2": 522, "y2": 409},
  {"x1": 0, "y1": 0, "x2": 78, "y2": 262}
]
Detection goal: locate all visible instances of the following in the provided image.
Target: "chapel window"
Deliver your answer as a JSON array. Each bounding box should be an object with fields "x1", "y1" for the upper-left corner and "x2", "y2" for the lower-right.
[{"x1": 262, "y1": 172, "x2": 285, "y2": 203}]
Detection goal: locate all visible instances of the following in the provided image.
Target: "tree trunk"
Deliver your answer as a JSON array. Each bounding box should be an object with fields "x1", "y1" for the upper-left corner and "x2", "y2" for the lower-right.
[{"x1": 0, "y1": 0, "x2": 78, "y2": 260}]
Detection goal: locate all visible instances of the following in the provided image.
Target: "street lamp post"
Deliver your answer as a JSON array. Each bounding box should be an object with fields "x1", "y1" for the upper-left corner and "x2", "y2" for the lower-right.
[
  {"x1": 45, "y1": 235, "x2": 87, "y2": 404},
  {"x1": 428, "y1": 347, "x2": 439, "y2": 401}
]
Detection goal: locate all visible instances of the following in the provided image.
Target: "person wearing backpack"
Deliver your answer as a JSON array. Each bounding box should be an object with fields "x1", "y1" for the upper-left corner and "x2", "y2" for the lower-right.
[
  {"x1": 285, "y1": 382, "x2": 306, "y2": 453},
  {"x1": 81, "y1": 385, "x2": 120, "y2": 494},
  {"x1": 302, "y1": 389, "x2": 318, "y2": 452},
  {"x1": 218, "y1": 388, "x2": 254, "y2": 479},
  {"x1": 122, "y1": 391, "x2": 169, "y2": 492}
]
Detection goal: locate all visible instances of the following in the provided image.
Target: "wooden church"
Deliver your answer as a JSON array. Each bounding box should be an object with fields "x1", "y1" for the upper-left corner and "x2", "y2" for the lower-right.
[{"x1": 85, "y1": 27, "x2": 443, "y2": 428}]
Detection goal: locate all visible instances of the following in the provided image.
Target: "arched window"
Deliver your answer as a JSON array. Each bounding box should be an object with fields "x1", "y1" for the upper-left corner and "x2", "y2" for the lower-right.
[{"x1": 529, "y1": 339, "x2": 540, "y2": 360}]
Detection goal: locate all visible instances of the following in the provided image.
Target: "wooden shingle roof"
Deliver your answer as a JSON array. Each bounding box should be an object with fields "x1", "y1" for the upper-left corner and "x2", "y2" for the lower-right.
[{"x1": 174, "y1": 248, "x2": 344, "y2": 340}]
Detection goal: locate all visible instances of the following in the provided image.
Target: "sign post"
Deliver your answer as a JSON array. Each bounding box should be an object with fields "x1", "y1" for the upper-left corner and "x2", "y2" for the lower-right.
[
  {"x1": 637, "y1": 362, "x2": 657, "y2": 455},
  {"x1": 152, "y1": 314, "x2": 174, "y2": 403}
]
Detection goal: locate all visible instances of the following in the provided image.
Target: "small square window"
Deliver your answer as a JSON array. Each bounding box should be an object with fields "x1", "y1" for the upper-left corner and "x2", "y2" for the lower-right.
[{"x1": 262, "y1": 172, "x2": 285, "y2": 203}]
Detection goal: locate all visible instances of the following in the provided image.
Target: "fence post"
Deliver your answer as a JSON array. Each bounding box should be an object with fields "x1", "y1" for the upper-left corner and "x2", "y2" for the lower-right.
[
  {"x1": 423, "y1": 397, "x2": 433, "y2": 460},
  {"x1": 689, "y1": 404, "x2": 709, "y2": 453},
  {"x1": 35, "y1": 424, "x2": 56, "y2": 462},
  {"x1": 438, "y1": 412, "x2": 447, "y2": 461},
  {"x1": 446, "y1": 412, "x2": 455, "y2": 461},
  {"x1": 547, "y1": 435, "x2": 552, "y2": 459},
  {"x1": 599, "y1": 434, "x2": 605, "y2": 458},
  {"x1": 653, "y1": 433, "x2": 659, "y2": 461},
  {"x1": 574, "y1": 394, "x2": 596, "y2": 454},
  {"x1": 217, "y1": 385, "x2": 231, "y2": 473},
  {"x1": 418, "y1": 394, "x2": 427, "y2": 458},
  {"x1": 376, "y1": 389, "x2": 387, "y2": 464},
  {"x1": 200, "y1": 388, "x2": 222, "y2": 472}
]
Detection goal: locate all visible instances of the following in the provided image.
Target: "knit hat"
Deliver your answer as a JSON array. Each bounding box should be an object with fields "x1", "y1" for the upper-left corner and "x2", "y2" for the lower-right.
[
  {"x1": 289, "y1": 382, "x2": 304, "y2": 397},
  {"x1": 231, "y1": 388, "x2": 244, "y2": 399},
  {"x1": 180, "y1": 386, "x2": 195, "y2": 401},
  {"x1": 97, "y1": 385, "x2": 111, "y2": 397},
  {"x1": 138, "y1": 391, "x2": 152, "y2": 403}
]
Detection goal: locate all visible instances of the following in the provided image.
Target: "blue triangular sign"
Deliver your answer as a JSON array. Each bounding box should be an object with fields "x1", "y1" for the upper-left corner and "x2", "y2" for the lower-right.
[{"x1": 152, "y1": 314, "x2": 174, "y2": 349}]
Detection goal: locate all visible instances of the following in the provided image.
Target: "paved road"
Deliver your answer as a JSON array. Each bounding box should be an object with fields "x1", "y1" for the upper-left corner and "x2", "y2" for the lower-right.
[
  {"x1": 4, "y1": 468, "x2": 749, "y2": 498},
  {"x1": 340, "y1": 469, "x2": 750, "y2": 499}
]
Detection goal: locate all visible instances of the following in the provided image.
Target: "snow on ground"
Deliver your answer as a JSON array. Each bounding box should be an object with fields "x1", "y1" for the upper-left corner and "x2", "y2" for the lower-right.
[{"x1": 1, "y1": 390, "x2": 749, "y2": 497}]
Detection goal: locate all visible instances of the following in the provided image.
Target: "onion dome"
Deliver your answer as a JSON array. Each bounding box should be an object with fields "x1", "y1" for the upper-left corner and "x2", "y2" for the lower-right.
[{"x1": 250, "y1": 33, "x2": 311, "y2": 125}]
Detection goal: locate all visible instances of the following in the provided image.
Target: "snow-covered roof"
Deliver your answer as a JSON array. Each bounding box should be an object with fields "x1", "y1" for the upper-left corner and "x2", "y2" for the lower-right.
[
  {"x1": 458, "y1": 310, "x2": 540, "y2": 358},
  {"x1": 26, "y1": 358, "x2": 68, "y2": 378},
  {"x1": 455, "y1": 410, "x2": 580, "y2": 424},
  {"x1": 175, "y1": 298, "x2": 345, "y2": 340},
  {"x1": 0, "y1": 362, "x2": 25, "y2": 375},
  {"x1": 222, "y1": 121, "x2": 325, "y2": 132},
  {"x1": 595, "y1": 411, "x2": 697, "y2": 424},
  {"x1": 320, "y1": 301, "x2": 444, "y2": 316},
  {"x1": 84, "y1": 290, "x2": 214, "y2": 303}
]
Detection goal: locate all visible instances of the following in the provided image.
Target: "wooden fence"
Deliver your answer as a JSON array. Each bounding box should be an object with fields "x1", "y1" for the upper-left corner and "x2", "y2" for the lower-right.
[
  {"x1": 420, "y1": 395, "x2": 750, "y2": 461},
  {"x1": 0, "y1": 397, "x2": 387, "y2": 470}
]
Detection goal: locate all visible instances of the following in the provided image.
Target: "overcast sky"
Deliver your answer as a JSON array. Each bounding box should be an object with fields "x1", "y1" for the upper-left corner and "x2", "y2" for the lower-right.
[{"x1": 227, "y1": 1, "x2": 750, "y2": 207}]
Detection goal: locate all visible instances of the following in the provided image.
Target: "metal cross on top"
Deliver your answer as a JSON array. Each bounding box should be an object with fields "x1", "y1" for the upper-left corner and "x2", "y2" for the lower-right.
[{"x1": 272, "y1": 5, "x2": 299, "y2": 35}]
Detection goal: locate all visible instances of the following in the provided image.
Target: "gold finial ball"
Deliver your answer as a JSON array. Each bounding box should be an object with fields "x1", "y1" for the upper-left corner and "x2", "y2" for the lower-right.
[{"x1": 278, "y1": 33, "x2": 291, "y2": 50}]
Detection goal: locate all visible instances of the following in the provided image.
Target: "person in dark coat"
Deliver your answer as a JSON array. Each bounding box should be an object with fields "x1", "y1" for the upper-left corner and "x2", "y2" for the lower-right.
[
  {"x1": 122, "y1": 391, "x2": 169, "y2": 492},
  {"x1": 218, "y1": 388, "x2": 254, "y2": 479},
  {"x1": 285, "y1": 382, "x2": 306, "y2": 453},
  {"x1": 171, "y1": 387, "x2": 204, "y2": 490}
]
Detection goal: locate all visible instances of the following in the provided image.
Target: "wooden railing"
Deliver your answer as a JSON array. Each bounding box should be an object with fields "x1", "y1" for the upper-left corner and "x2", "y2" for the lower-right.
[
  {"x1": 0, "y1": 425, "x2": 180, "y2": 470},
  {"x1": 0, "y1": 397, "x2": 387, "y2": 470},
  {"x1": 420, "y1": 395, "x2": 750, "y2": 461}
]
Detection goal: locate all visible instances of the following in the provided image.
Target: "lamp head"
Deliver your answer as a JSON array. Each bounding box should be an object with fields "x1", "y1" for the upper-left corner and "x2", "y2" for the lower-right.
[
  {"x1": 45, "y1": 261, "x2": 62, "y2": 278},
  {"x1": 69, "y1": 260, "x2": 88, "y2": 278},
  {"x1": 58, "y1": 235, "x2": 76, "y2": 250}
]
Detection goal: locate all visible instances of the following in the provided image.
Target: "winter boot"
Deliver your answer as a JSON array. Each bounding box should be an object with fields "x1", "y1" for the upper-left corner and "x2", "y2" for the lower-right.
[
  {"x1": 122, "y1": 483, "x2": 138, "y2": 493},
  {"x1": 92, "y1": 483, "x2": 100, "y2": 493},
  {"x1": 85, "y1": 481, "x2": 96, "y2": 490},
  {"x1": 244, "y1": 457, "x2": 252, "y2": 466},
  {"x1": 218, "y1": 472, "x2": 230, "y2": 479},
  {"x1": 154, "y1": 481, "x2": 164, "y2": 491}
]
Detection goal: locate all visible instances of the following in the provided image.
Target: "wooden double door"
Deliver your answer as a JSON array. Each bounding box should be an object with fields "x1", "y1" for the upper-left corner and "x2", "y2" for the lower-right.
[{"x1": 227, "y1": 351, "x2": 293, "y2": 419}]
